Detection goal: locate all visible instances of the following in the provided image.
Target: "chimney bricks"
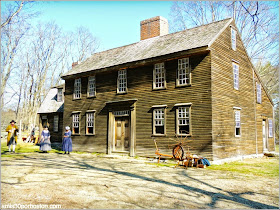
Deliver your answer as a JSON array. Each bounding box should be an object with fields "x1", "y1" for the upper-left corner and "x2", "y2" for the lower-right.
[{"x1": 140, "y1": 16, "x2": 169, "y2": 40}]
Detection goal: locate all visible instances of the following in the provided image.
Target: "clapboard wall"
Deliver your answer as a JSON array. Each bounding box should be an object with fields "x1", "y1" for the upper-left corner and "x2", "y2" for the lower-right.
[
  {"x1": 63, "y1": 52, "x2": 213, "y2": 159},
  {"x1": 210, "y1": 21, "x2": 274, "y2": 160}
]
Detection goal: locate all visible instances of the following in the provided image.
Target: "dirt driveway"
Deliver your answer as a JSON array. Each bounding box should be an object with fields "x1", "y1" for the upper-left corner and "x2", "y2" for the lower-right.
[{"x1": 1, "y1": 153, "x2": 279, "y2": 209}]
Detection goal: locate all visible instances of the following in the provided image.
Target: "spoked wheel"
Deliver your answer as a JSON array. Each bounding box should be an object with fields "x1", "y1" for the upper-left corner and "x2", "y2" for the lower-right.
[{"x1": 172, "y1": 144, "x2": 184, "y2": 160}]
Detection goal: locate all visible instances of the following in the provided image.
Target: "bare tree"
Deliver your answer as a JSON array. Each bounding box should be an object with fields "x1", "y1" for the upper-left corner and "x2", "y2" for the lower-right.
[{"x1": 169, "y1": 1, "x2": 279, "y2": 64}]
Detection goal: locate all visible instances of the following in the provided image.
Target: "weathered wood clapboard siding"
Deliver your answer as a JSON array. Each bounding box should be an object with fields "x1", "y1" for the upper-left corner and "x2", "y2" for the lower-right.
[
  {"x1": 210, "y1": 20, "x2": 274, "y2": 160},
  {"x1": 63, "y1": 52, "x2": 213, "y2": 159},
  {"x1": 39, "y1": 112, "x2": 63, "y2": 143},
  {"x1": 254, "y1": 72, "x2": 275, "y2": 152}
]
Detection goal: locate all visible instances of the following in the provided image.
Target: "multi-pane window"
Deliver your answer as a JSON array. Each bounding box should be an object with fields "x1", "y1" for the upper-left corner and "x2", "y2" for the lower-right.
[
  {"x1": 235, "y1": 110, "x2": 241, "y2": 136},
  {"x1": 57, "y1": 88, "x2": 63, "y2": 102},
  {"x1": 53, "y1": 115, "x2": 59, "y2": 132},
  {"x1": 72, "y1": 113, "x2": 80, "y2": 134},
  {"x1": 177, "y1": 58, "x2": 190, "y2": 86},
  {"x1": 73, "y1": 78, "x2": 81, "y2": 99},
  {"x1": 153, "y1": 108, "x2": 165, "y2": 135},
  {"x1": 117, "y1": 70, "x2": 127, "y2": 93},
  {"x1": 153, "y1": 63, "x2": 165, "y2": 89},
  {"x1": 86, "y1": 112, "x2": 95, "y2": 135},
  {"x1": 233, "y1": 63, "x2": 239, "y2": 90},
  {"x1": 177, "y1": 107, "x2": 190, "y2": 135},
  {"x1": 268, "y1": 119, "x2": 273, "y2": 138},
  {"x1": 231, "y1": 28, "x2": 236, "y2": 51},
  {"x1": 257, "y1": 83, "x2": 262, "y2": 103},
  {"x1": 87, "y1": 76, "x2": 96, "y2": 97}
]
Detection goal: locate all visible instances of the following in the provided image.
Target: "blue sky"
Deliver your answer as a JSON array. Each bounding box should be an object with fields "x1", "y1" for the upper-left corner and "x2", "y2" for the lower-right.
[{"x1": 31, "y1": 1, "x2": 173, "y2": 52}]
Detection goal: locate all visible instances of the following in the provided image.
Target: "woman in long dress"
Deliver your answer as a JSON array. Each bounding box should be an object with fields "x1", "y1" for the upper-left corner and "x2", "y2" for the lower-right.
[
  {"x1": 40, "y1": 126, "x2": 52, "y2": 153},
  {"x1": 62, "y1": 126, "x2": 72, "y2": 154}
]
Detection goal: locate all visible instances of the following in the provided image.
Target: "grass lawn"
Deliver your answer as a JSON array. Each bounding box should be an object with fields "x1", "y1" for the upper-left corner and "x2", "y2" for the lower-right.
[
  {"x1": 206, "y1": 157, "x2": 279, "y2": 178},
  {"x1": 1, "y1": 139, "x2": 61, "y2": 157}
]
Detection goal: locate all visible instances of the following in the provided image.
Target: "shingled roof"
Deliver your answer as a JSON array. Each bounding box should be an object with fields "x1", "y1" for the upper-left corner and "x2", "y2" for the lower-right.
[
  {"x1": 62, "y1": 18, "x2": 233, "y2": 78},
  {"x1": 38, "y1": 87, "x2": 64, "y2": 114}
]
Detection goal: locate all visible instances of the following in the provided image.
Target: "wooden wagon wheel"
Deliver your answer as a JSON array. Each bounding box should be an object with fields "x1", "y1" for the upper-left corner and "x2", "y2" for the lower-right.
[{"x1": 172, "y1": 144, "x2": 184, "y2": 160}]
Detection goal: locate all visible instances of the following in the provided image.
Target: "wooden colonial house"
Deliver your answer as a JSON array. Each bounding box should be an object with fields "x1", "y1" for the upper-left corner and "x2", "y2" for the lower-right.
[
  {"x1": 61, "y1": 17, "x2": 275, "y2": 160},
  {"x1": 38, "y1": 84, "x2": 64, "y2": 143}
]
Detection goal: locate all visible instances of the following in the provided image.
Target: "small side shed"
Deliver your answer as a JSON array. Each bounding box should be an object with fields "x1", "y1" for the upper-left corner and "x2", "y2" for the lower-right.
[{"x1": 37, "y1": 84, "x2": 64, "y2": 143}]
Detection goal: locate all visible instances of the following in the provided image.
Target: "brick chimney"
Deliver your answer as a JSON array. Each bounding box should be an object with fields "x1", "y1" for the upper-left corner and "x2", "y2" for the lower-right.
[{"x1": 140, "y1": 16, "x2": 169, "y2": 40}]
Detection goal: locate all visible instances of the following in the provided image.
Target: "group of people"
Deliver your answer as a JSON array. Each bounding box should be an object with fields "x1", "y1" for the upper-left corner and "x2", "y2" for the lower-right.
[{"x1": 6, "y1": 120, "x2": 73, "y2": 154}]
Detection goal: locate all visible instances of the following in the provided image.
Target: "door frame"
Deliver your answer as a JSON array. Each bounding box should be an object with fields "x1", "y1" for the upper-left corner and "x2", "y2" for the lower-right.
[
  {"x1": 262, "y1": 119, "x2": 268, "y2": 152},
  {"x1": 107, "y1": 100, "x2": 137, "y2": 157}
]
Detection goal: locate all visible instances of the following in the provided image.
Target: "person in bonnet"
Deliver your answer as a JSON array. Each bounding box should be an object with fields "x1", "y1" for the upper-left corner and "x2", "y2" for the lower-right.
[
  {"x1": 40, "y1": 126, "x2": 52, "y2": 153},
  {"x1": 62, "y1": 126, "x2": 72, "y2": 154},
  {"x1": 6, "y1": 120, "x2": 19, "y2": 153}
]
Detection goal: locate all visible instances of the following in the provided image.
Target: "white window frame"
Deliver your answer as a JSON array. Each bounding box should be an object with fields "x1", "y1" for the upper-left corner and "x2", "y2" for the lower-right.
[
  {"x1": 235, "y1": 110, "x2": 241, "y2": 137},
  {"x1": 153, "y1": 108, "x2": 166, "y2": 135},
  {"x1": 73, "y1": 78, "x2": 81, "y2": 99},
  {"x1": 256, "y1": 83, "x2": 262, "y2": 104},
  {"x1": 87, "y1": 76, "x2": 96, "y2": 97},
  {"x1": 231, "y1": 27, "x2": 236, "y2": 51},
  {"x1": 177, "y1": 58, "x2": 191, "y2": 86},
  {"x1": 268, "y1": 119, "x2": 273, "y2": 138},
  {"x1": 57, "y1": 88, "x2": 63, "y2": 102},
  {"x1": 176, "y1": 106, "x2": 191, "y2": 136},
  {"x1": 233, "y1": 62, "x2": 239, "y2": 90},
  {"x1": 72, "y1": 113, "x2": 80, "y2": 134},
  {"x1": 153, "y1": 63, "x2": 166, "y2": 89},
  {"x1": 117, "y1": 70, "x2": 127, "y2": 93},
  {"x1": 53, "y1": 115, "x2": 59, "y2": 132},
  {"x1": 86, "y1": 111, "x2": 95, "y2": 135}
]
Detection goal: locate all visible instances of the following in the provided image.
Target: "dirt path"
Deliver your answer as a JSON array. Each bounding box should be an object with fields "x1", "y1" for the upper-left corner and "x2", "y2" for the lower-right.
[{"x1": 1, "y1": 153, "x2": 279, "y2": 209}]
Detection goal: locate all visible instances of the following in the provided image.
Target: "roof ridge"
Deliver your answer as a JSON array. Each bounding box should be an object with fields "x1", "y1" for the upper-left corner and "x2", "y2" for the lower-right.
[{"x1": 69, "y1": 18, "x2": 233, "y2": 69}]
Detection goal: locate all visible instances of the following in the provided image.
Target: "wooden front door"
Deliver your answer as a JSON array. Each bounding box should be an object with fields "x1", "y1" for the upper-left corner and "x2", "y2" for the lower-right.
[{"x1": 115, "y1": 117, "x2": 130, "y2": 151}]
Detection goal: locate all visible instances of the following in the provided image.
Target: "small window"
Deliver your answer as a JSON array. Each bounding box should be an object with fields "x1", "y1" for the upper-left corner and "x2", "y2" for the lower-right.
[
  {"x1": 72, "y1": 113, "x2": 80, "y2": 134},
  {"x1": 176, "y1": 106, "x2": 190, "y2": 135},
  {"x1": 231, "y1": 28, "x2": 236, "y2": 51},
  {"x1": 153, "y1": 108, "x2": 165, "y2": 135},
  {"x1": 235, "y1": 110, "x2": 241, "y2": 137},
  {"x1": 153, "y1": 63, "x2": 166, "y2": 89},
  {"x1": 177, "y1": 58, "x2": 190, "y2": 86},
  {"x1": 256, "y1": 83, "x2": 261, "y2": 104},
  {"x1": 233, "y1": 62, "x2": 239, "y2": 90},
  {"x1": 87, "y1": 76, "x2": 96, "y2": 97},
  {"x1": 86, "y1": 112, "x2": 95, "y2": 135},
  {"x1": 268, "y1": 119, "x2": 273, "y2": 138},
  {"x1": 117, "y1": 70, "x2": 127, "y2": 93},
  {"x1": 53, "y1": 115, "x2": 59, "y2": 132},
  {"x1": 57, "y1": 88, "x2": 63, "y2": 102},
  {"x1": 73, "y1": 78, "x2": 81, "y2": 99}
]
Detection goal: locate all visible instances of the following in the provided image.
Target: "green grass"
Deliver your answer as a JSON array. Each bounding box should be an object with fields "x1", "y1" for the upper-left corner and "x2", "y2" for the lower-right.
[
  {"x1": 1, "y1": 140, "x2": 61, "y2": 157},
  {"x1": 207, "y1": 157, "x2": 279, "y2": 178}
]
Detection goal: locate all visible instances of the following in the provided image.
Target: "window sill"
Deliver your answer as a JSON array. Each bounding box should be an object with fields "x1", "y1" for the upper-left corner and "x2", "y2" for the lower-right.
[
  {"x1": 87, "y1": 96, "x2": 96, "y2": 99},
  {"x1": 116, "y1": 92, "x2": 128, "y2": 95},
  {"x1": 176, "y1": 84, "x2": 191, "y2": 88},
  {"x1": 73, "y1": 98, "x2": 82, "y2": 101},
  {"x1": 152, "y1": 87, "x2": 166, "y2": 91},
  {"x1": 235, "y1": 135, "x2": 241, "y2": 138},
  {"x1": 175, "y1": 134, "x2": 192, "y2": 137},
  {"x1": 152, "y1": 134, "x2": 166, "y2": 137}
]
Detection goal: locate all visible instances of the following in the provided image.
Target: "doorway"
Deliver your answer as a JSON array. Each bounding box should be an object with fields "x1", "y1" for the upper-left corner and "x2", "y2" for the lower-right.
[
  {"x1": 114, "y1": 116, "x2": 130, "y2": 152},
  {"x1": 262, "y1": 120, "x2": 268, "y2": 152}
]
